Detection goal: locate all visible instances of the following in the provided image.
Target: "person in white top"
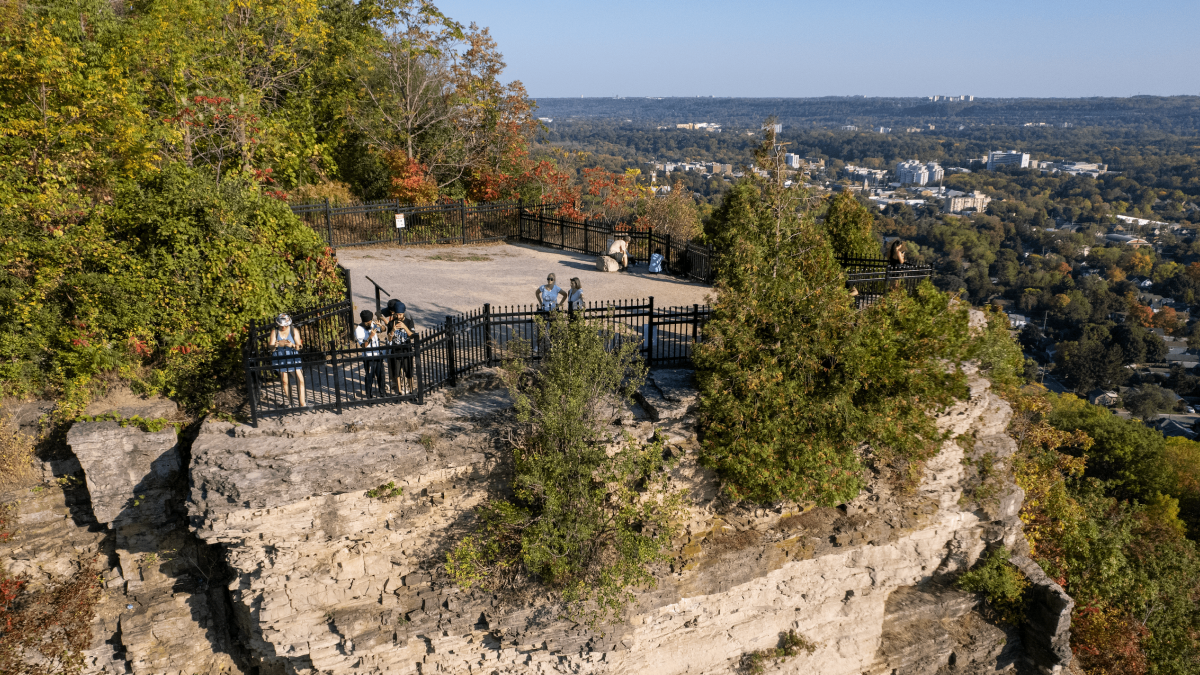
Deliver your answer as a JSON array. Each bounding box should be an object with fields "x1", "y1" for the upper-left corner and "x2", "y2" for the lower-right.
[
  {"x1": 607, "y1": 235, "x2": 629, "y2": 269},
  {"x1": 648, "y1": 248, "x2": 664, "y2": 274},
  {"x1": 534, "y1": 273, "x2": 568, "y2": 313},
  {"x1": 565, "y1": 277, "x2": 584, "y2": 312},
  {"x1": 354, "y1": 309, "x2": 386, "y2": 398}
]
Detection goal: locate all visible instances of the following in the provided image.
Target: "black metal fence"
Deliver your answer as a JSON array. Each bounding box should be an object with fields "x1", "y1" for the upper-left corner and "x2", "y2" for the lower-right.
[
  {"x1": 290, "y1": 199, "x2": 716, "y2": 283},
  {"x1": 243, "y1": 297, "x2": 711, "y2": 425}
]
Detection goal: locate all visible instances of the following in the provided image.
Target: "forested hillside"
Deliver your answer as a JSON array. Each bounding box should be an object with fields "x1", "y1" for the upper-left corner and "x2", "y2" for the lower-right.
[{"x1": 0, "y1": 0, "x2": 581, "y2": 414}]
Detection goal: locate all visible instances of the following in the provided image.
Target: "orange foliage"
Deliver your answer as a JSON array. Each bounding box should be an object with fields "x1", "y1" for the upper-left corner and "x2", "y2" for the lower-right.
[
  {"x1": 383, "y1": 152, "x2": 439, "y2": 205},
  {"x1": 1152, "y1": 306, "x2": 1184, "y2": 336},
  {"x1": 1186, "y1": 262, "x2": 1200, "y2": 282},
  {"x1": 1127, "y1": 303, "x2": 1154, "y2": 328},
  {"x1": 1072, "y1": 605, "x2": 1150, "y2": 675}
]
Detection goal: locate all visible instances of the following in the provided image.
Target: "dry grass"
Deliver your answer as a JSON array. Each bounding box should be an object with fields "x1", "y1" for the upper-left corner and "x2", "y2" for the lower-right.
[{"x1": 0, "y1": 414, "x2": 36, "y2": 491}]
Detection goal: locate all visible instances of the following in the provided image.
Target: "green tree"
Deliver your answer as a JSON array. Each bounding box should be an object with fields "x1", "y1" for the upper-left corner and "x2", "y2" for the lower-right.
[
  {"x1": 447, "y1": 313, "x2": 685, "y2": 626},
  {"x1": 694, "y1": 125, "x2": 973, "y2": 505},
  {"x1": 821, "y1": 192, "x2": 881, "y2": 259}
]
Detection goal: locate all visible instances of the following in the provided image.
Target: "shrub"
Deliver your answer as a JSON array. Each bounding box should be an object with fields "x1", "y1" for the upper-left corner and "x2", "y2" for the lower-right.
[
  {"x1": 739, "y1": 630, "x2": 817, "y2": 675},
  {"x1": 956, "y1": 546, "x2": 1028, "y2": 625},
  {"x1": 0, "y1": 167, "x2": 343, "y2": 415},
  {"x1": 446, "y1": 313, "x2": 685, "y2": 626}
]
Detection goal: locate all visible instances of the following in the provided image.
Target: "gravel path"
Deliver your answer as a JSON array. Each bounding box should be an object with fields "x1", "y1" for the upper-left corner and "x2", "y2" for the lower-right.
[{"x1": 337, "y1": 242, "x2": 713, "y2": 328}]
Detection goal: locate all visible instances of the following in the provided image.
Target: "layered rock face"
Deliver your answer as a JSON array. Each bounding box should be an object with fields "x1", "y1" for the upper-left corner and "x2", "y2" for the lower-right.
[{"x1": 179, "y1": 367, "x2": 1071, "y2": 675}]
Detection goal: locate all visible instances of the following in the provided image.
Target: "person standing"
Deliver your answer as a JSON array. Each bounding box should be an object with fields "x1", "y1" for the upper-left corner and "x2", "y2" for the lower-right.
[
  {"x1": 564, "y1": 277, "x2": 584, "y2": 312},
  {"x1": 607, "y1": 235, "x2": 629, "y2": 270},
  {"x1": 355, "y1": 309, "x2": 385, "y2": 398},
  {"x1": 381, "y1": 299, "x2": 417, "y2": 394},
  {"x1": 534, "y1": 273, "x2": 568, "y2": 312},
  {"x1": 268, "y1": 313, "x2": 307, "y2": 408},
  {"x1": 887, "y1": 239, "x2": 906, "y2": 265}
]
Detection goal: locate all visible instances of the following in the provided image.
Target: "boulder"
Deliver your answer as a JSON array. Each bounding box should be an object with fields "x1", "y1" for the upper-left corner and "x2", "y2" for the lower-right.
[{"x1": 596, "y1": 255, "x2": 621, "y2": 272}]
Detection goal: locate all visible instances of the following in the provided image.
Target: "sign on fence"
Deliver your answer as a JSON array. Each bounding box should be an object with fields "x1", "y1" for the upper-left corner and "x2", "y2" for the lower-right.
[{"x1": 395, "y1": 213, "x2": 405, "y2": 229}]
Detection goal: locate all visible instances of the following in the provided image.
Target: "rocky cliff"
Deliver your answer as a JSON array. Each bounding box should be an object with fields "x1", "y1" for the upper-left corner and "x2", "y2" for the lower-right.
[{"x1": 6, "y1": 363, "x2": 1074, "y2": 675}]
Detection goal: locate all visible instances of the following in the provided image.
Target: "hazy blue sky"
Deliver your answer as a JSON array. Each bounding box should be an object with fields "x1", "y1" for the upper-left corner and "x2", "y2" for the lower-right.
[{"x1": 437, "y1": 0, "x2": 1200, "y2": 98}]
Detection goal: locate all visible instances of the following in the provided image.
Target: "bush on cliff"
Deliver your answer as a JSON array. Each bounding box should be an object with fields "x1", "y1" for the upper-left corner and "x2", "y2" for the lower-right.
[
  {"x1": 446, "y1": 313, "x2": 686, "y2": 626},
  {"x1": 0, "y1": 168, "x2": 342, "y2": 414},
  {"x1": 694, "y1": 167, "x2": 973, "y2": 506}
]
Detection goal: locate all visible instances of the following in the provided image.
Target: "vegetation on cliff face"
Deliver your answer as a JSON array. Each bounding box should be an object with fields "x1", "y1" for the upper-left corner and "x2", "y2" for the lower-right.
[
  {"x1": 1008, "y1": 388, "x2": 1200, "y2": 674},
  {"x1": 446, "y1": 313, "x2": 685, "y2": 626},
  {"x1": 694, "y1": 130, "x2": 974, "y2": 506}
]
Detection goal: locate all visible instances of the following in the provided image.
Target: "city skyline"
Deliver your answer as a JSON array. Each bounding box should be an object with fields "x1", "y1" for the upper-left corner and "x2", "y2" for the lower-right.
[{"x1": 439, "y1": 0, "x2": 1200, "y2": 98}]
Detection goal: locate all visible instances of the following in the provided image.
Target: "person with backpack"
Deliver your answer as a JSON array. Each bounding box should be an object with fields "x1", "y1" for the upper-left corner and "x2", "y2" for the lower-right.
[
  {"x1": 267, "y1": 313, "x2": 308, "y2": 408},
  {"x1": 381, "y1": 299, "x2": 417, "y2": 395},
  {"x1": 355, "y1": 309, "x2": 386, "y2": 398}
]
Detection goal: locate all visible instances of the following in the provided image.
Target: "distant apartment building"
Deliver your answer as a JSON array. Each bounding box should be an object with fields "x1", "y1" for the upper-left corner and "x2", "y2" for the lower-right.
[
  {"x1": 1035, "y1": 160, "x2": 1109, "y2": 178},
  {"x1": 876, "y1": 126, "x2": 892, "y2": 133},
  {"x1": 944, "y1": 190, "x2": 992, "y2": 214},
  {"x1": 763, "y1": 123, "x2": 782, "y2": 134},
  {"x1": 895, "y1": 160, "x2": 944, "y2": 186},
  {"x1": 708, "y1": 162, "x2": 732, "y2": 175},
  {"x1": 785, "y1": 153, "x2": 802, "y2": 169},
  {"x1": 840, "y1": 125, "x2": 858, "y2": 131},
  {"x1": 846, "y1": 165, "x2": 888, "y2": 186},
  {"x1": 987, "y1": 150, "x2": 1031, "y2": 171}
]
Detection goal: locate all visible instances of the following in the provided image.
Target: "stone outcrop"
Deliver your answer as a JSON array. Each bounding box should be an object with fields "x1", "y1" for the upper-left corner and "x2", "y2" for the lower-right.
[
  {"x1": 2, "y1": 362, "x2": 1074, "y2": 675},
  {"x1": 178, "y1": 365, "x2": 1070, "y2": 675}
]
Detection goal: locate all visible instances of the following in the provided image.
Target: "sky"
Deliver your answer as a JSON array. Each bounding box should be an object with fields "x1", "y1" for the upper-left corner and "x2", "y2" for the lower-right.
[{"x1": 437, "y1": 0, "x2": 1200, "y2": 99}]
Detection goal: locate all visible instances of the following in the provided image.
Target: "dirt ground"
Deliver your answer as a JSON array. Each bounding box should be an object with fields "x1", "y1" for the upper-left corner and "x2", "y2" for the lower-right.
[{"x1": 336, "y1": 241, "x2": 714, "y2": 328}]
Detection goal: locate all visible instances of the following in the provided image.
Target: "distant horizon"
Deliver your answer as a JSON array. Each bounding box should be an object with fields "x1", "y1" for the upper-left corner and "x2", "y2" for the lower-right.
[{"x1": 438, "y1": 0, "x2": 1200, "y2": 99}]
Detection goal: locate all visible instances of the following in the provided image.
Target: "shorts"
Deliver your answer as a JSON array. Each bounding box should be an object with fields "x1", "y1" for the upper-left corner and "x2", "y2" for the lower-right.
[{"x1": 272, "y1": 347, "x2": 301, "y2": 374}]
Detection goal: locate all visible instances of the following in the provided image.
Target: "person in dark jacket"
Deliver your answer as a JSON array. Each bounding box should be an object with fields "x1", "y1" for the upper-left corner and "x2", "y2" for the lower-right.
[{"x1": 381, "y1": 299, "x2": 417, "y2": 394}]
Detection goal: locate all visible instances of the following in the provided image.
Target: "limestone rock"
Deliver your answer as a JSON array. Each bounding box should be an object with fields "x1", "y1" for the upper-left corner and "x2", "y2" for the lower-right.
[
  {"x1": 66, "y1": 421, "x2": 180, "y2": 528},
  {"x1": 597, "y1": 255, "x2": 621, "y2": 272}
]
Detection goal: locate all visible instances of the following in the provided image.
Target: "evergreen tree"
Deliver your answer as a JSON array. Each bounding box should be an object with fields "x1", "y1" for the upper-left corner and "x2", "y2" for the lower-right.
[{"x1": 695, "y1": 127, "x2": 974, "y2": 505}]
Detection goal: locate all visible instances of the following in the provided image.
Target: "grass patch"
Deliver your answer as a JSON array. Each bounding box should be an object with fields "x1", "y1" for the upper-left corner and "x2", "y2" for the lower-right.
[{"x1": 425, "y1": 252, "x2": 492, "y2": 262}]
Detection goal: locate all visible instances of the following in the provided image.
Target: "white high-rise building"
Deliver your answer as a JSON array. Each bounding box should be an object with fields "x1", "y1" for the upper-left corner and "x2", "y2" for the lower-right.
[
  {"x1": 987, "y1": 151, "x2": 1031, "y2": 171},
  {"x1": 895, "y1": 160, "x2": 944, "y2": 185},
  {"x1": 784, "y1": 153, "x2": 802, "y2": 169}
]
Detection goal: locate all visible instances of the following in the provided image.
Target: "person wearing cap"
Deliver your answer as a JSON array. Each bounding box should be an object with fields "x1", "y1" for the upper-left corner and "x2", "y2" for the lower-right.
[
  {"x1": 381, "y1": 299, "x2": 417, "y2": 394},
  {"x1": 354, "y1": 309, "x2": 386, "y2": 398},
  {"x1": 267, "y1": 313, "x2": 308, "y2": 408}
]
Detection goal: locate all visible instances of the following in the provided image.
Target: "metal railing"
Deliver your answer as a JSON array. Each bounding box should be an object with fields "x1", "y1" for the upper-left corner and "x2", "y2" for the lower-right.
[{"x1": 243, "y1": 297, "x2": 712, "y2": 425}]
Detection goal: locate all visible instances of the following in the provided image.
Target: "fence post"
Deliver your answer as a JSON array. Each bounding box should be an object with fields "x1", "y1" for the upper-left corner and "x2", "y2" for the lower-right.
[
  {"x1": 665, "y1": 233, "x2": 672, "y2": 272},
  {"x1": 483, "y1": 303, "x2": 494, "y2": 366},
  {"x1": 414, "y1": 333, "x2": 425, "y2": 405},
  {"x1": 330, "y1": 340, "x2": 342, "y2": 414},
  {"x1": 445, "y1": 315, "x2": 458, "y2": 387},
  {"x1": 538, "y1": 211, "x2": 544, "y2": 246},
  {"x1": 517, "y1": 199, "x2": 525, "y2": 240},
  {"x1": 646, "y1": 296, "x2": 655, "y2": 367},
  {"x1": 324, "y1": 197, "x2": 333, "y2": 246},
  {"x1": 584, "y1": 218, "x2": 590, "y2": 254},
  {"x1": 692, "y1": 303, "x2": 700, "y2": 346},
  {"x1": 243, "y1": 343, "x2": 259, "y2": 428},
  {"x1": 460, "y1": 202, "x2": 468, "y2": 245}
]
